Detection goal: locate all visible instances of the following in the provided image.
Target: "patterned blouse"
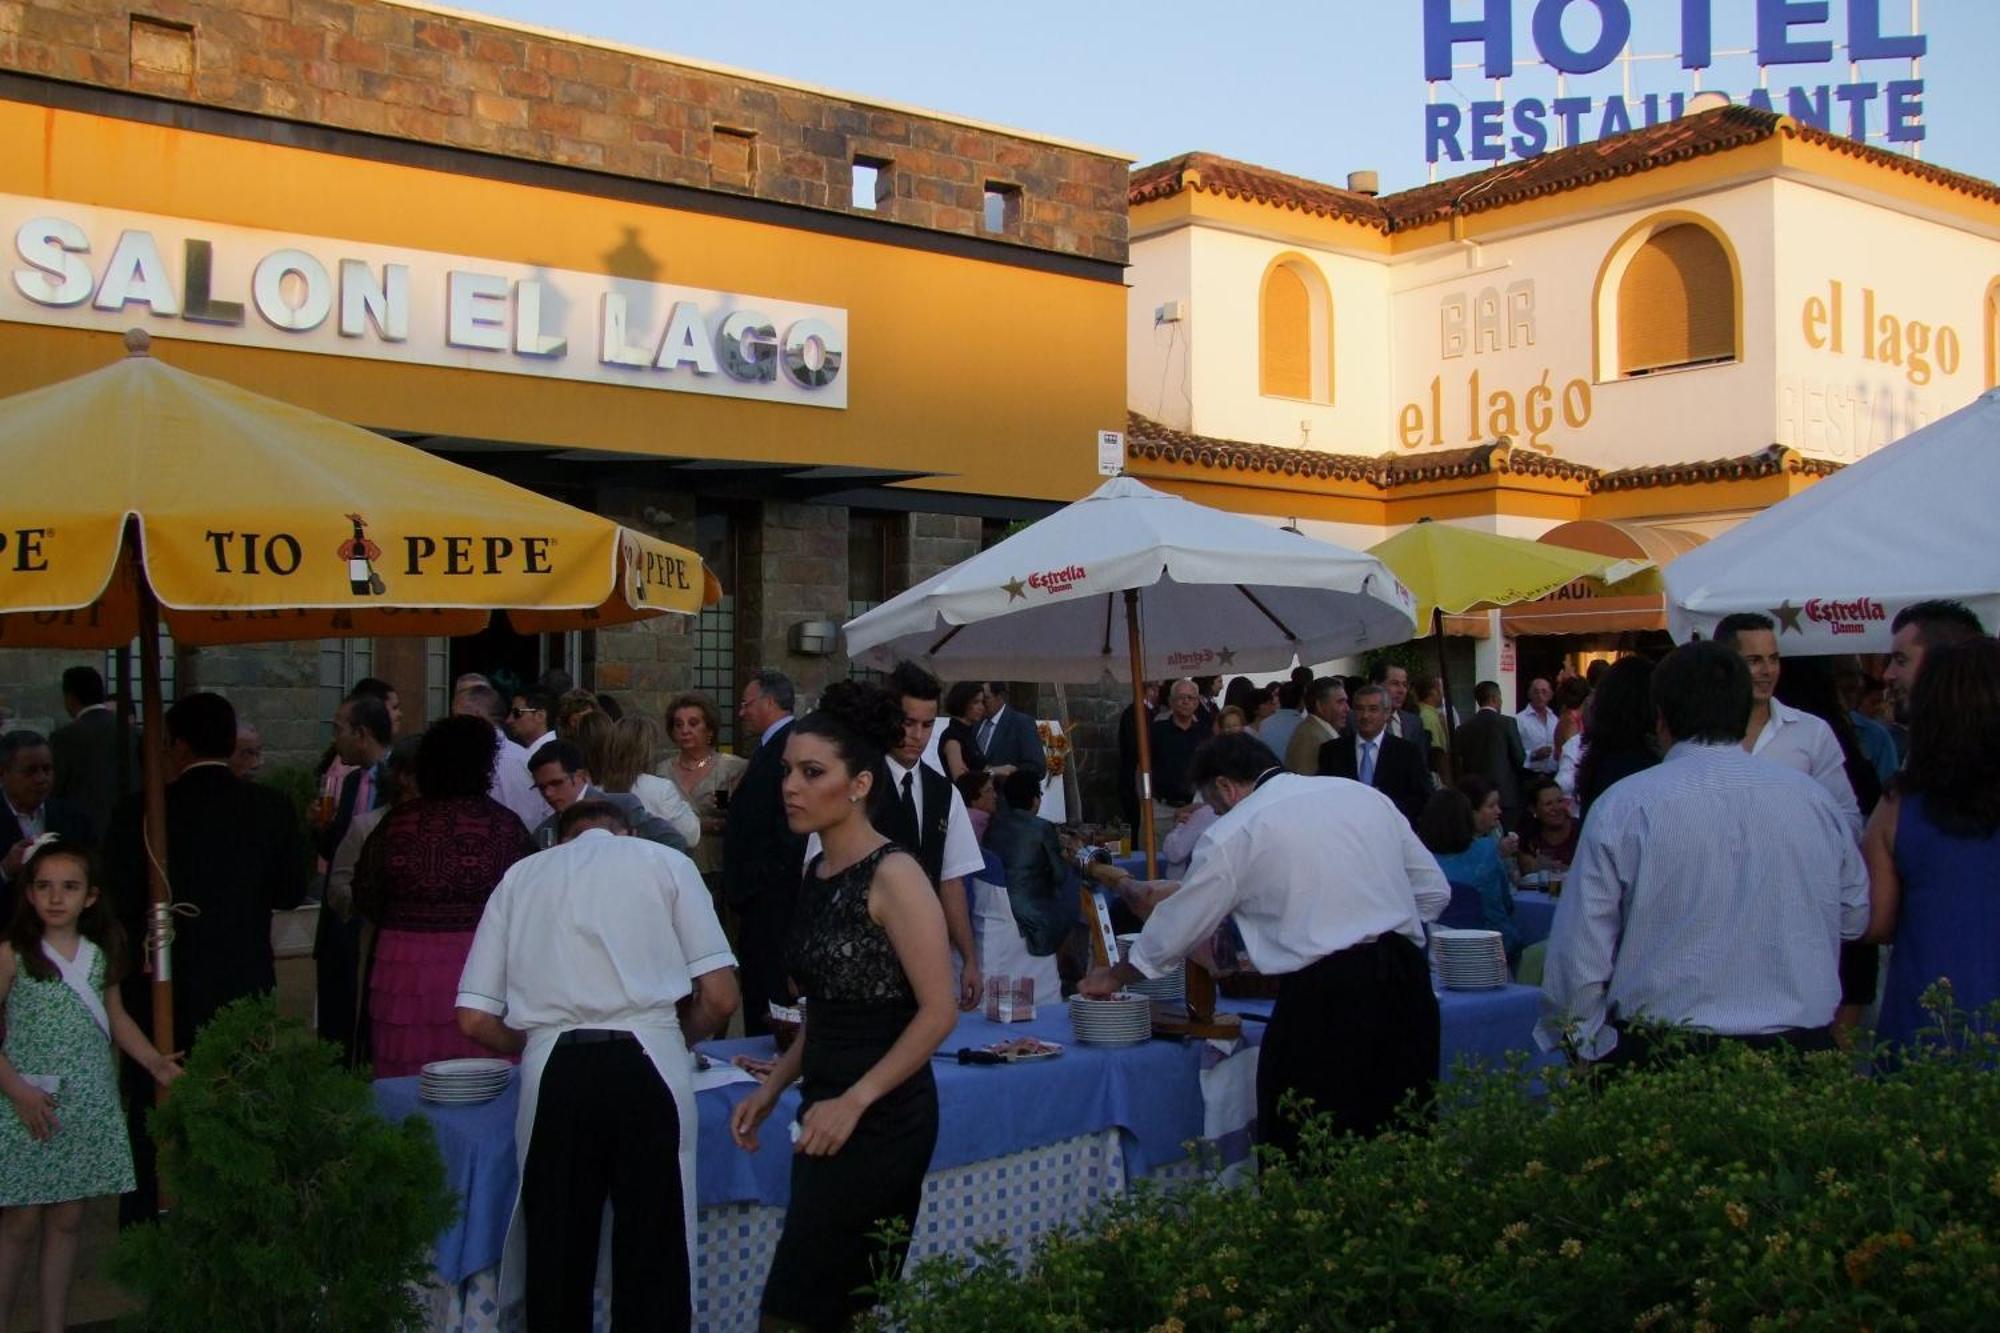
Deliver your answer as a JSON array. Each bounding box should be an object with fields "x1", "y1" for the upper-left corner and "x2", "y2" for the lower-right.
[{"x1": 353, "y1": 795, "x2": 537, "y2": 932}]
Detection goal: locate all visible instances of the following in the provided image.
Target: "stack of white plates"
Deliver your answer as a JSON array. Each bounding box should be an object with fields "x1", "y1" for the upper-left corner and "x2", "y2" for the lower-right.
[
  {"x1": 1067, "y1": 993, "x2": 1155, "y2": 1047},
  {"x1": 1431, "y1": 927, "x2": 1508, "y2": 990},
  {"x1": 420, "y1": 1058, "x2": 513, "y2": 1105},
  {"x1": 1116, "y1": 935, "x2": 1186, "y2": 1007}
]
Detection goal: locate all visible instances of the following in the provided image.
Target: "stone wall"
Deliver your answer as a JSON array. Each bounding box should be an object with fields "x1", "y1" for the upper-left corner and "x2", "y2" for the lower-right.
[
  {"x1": 0, "y1": 647, "x2": 93, "y2": 735},
  {"x1": 186, "y1": 638, "x2": 321, "y2": 767},
  {"x1": 4, "y1": 0, "x2": 1128, "y2": 264},
  {"x1": 736, "y1": 501, "x2": 849, "y2": 706}
]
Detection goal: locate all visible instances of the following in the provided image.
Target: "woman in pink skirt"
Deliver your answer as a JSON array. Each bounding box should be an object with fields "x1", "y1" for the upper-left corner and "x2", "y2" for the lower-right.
[{"x1": 354, "y1": 714, "x2": 537, "y2": 1077}]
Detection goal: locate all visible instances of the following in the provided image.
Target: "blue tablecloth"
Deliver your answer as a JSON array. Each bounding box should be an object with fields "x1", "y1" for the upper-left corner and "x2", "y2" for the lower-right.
[
  {"x1": 374, "y1": 1005, "x2": 1204, "y2": 1284},
  {"x1": 375, "y1": 986, "x2": 1549, "y2": 1285},
  {"x1": 1514, "y1": 890, "x2": 1558, "y2": 948}
]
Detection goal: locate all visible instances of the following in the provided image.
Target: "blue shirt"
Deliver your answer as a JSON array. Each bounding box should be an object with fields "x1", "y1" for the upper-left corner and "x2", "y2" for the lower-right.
[
  {"x1": 1433, "y1": 837, "x2": 1518, "y2": 960},
  {"x1": 1537, "y1": 741, "x2": 1869, "y2": 1059},
  {"x1": 1849, "y1": 710, "x2": 1901, "y2": 788}
]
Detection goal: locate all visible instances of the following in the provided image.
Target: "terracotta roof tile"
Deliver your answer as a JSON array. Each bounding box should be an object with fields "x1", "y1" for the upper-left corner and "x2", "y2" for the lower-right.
[
  {"x1": 1124, "y1": 413, "x2": 1841, "y2": 492},
  {"x1": 1128, "y1": 153, "x2": 1392, "y2": 231},
  {"x1": 1130, "y1": 106, "x2": 2000, "y2": 231}
]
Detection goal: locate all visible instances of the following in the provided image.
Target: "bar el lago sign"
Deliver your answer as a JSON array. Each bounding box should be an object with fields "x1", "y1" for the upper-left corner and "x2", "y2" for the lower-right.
[{"x1": 2, "y1": 195, "x2": 847, "y2": 409}]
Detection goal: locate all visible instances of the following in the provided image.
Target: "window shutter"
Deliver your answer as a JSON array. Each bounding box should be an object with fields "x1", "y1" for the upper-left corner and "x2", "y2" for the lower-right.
[
  {"x1": 1260, "y1": 264, "x2": 1312, "y2": 398},
  {"x1": 1617, "y1": 224, "x2": 1736, "y2": 376}
]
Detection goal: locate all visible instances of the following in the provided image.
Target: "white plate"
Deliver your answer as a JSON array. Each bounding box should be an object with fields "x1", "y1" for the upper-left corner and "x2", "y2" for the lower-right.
[{"x1": 421, "y1": 1058, "x2": 514, "y2": 1078}]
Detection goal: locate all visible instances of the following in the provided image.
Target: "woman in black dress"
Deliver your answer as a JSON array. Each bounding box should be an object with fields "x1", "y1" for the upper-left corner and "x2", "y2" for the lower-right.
[{"x1": 729, "y1": 681, "x2": 957, "y2": 1331}]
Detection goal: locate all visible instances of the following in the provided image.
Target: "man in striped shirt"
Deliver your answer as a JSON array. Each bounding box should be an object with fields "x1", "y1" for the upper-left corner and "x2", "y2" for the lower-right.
[{"x1": 1537, "y1": 641, "x2": 1869, "y2": 1066}]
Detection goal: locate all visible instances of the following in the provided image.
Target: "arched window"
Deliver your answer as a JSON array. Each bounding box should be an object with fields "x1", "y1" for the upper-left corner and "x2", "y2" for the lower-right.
[
  {"x1": 1259, "y1": 256, "x2": 1333, "y2": 402},
  {"x1": 1985, "y1": 277, "x2": 2000, "y2": 390},
  {"x1": 1613, "y1": 222, "x2": 1738, "y2": 377}
]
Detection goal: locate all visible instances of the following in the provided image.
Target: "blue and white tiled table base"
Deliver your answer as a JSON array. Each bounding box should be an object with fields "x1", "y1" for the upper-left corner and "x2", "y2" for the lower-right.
[{"x1": 420, "y1": 1122, "x2": 1149, "y2": 1333}]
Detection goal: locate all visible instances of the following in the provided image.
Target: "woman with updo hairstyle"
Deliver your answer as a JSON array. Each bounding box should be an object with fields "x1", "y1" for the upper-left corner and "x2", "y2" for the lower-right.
[{"x1": 730, "y1": 680, "x2": 955, "y2": 1331}]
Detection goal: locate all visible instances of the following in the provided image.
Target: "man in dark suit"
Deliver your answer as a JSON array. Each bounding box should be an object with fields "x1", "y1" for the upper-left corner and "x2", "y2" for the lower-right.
[
  {"x1": 977, "y1": 682, "x2": 1047, "y2": 791},
  {"x1": 0, "y1": 729, "x2": 98, "y2": 921},
  {"x1": 1318, "y1": 684, "x2": 1432, "y2": 827},
  {"x1": 106, "y1": 691, "x2": 307, "y2": 1222},
  {"x1": 1371, "y1": 662, "x2": 1428, "y2": 748},
  {"x1": 49, "y1": 665, "x2": 134, "y2": 837},
  {"x1": 1453, "y1": 680, "x2": 1528, "y2": 826},
  {"x1": 722, "y1": 669, "x2": 807, "y2": 1036}
]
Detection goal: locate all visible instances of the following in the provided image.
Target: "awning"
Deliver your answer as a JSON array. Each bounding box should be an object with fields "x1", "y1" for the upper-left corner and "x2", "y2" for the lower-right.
[{"x1": 1501, "y1": 520, "x2": 1707, "y2": 636}]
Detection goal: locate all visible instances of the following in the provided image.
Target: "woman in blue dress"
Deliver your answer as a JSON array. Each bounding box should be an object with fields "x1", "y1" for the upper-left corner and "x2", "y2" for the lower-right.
[{"x1": 1864, "y1": 636, "x2": 2000, "y2": 1050}]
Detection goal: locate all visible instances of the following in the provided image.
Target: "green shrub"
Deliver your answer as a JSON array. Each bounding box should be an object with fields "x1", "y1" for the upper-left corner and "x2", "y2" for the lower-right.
[
  {"x1": 109, "y1": 996, "x2": 456, "y2": 1333},
  {"x1": 869, "y1": 1006, "x2": 2000, "y2": 1331}
]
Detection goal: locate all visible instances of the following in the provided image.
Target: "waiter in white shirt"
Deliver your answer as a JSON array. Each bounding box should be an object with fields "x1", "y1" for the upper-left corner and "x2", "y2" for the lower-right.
[
  {"x1": 1081, "y1": 732, "x2": 1449, "y2": 1156},
  {"x1": 1516, "y1": 677, "x2": 1560, "y2": 776},
  {"x1": 456, "y1": 800, "x2": 739, "y2": 1332},
  {"x1": 1714, "y1": 613, "x2": 1863, "y2": 836},
  {"x1": 806, "y1": 662, "x2": 985, "y2": 1008}
]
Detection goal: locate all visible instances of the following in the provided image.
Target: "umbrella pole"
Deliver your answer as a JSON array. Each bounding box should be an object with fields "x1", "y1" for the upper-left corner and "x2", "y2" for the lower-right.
[
  {"x1": 1124, "y1": 590, "x2": 1157, "y2": 880},
  {"x1": 134, "y1": 557, "x2": 175, "y2": 1091},
  {"x1": 1433, "y1": 607, "x2": 1453, "y2": 778}
]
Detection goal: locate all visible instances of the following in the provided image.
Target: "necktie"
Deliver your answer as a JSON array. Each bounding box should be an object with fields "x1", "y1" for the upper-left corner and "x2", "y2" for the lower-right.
[
  {"x1": 898, "y1": 769, "x2": 920, "y2": 846},
  {"x1": 1359, "y1": 739, "x2": 1378, "y2": 787},
  {"x1": 978, "y1": 715, "x2": 997, "y2": 752}
]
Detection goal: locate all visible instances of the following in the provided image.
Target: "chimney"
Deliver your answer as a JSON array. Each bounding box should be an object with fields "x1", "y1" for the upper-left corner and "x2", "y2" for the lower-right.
[{"x1": 1347, "y1": 170, "x2": 1380, "y2": 197}]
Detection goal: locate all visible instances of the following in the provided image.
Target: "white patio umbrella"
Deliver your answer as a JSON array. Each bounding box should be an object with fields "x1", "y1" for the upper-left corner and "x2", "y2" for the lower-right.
[
  {"x1": 845, "y1": 474, "x2": 1416, "y2": 852},
  {"x1": 844, "y1": 475, "x2": 1416, "y2": 1036},
  {"x1": 1667, "y1": 388, "x2": 2000, "y2": 652}
]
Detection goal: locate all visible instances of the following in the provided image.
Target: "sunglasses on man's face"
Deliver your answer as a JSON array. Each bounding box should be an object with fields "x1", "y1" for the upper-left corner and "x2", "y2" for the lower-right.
[{"x1": 509, "y1": 706, "x2": 544, "y2": 719}]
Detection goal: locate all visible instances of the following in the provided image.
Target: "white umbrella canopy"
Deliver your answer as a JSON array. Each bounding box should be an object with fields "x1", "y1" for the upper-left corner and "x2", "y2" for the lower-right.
[
  {"x1": 844, "y1": 476, "x2": 1419, "y2": 680},
  {"x1": 1667, "y1": 388, "x2": 2000, "y2": 653}
]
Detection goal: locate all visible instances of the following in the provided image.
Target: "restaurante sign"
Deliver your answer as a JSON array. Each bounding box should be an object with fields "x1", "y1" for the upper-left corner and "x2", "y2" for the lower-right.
[
  {"x1": 2, "y1": 195, "x2": 848, "y2": 409},
  {"x1": 1422, "y1": 0, "x2": 1928, "y2": 165}
]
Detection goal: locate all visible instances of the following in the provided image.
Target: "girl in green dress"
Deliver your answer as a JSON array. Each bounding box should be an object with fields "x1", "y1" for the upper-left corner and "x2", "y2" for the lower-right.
[{"x1": 0, "y1": 839, "x2": 181, "y2": 1330}]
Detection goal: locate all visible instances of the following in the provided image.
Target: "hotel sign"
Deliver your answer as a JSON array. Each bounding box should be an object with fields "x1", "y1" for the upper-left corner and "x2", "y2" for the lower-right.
[{"x1": 1, "y1": 195, "x2": 848, "y2": 409}]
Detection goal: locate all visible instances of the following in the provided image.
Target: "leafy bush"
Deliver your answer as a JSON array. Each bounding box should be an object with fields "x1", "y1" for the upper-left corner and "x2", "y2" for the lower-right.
[
  {"x1": 109, "y1": 996, "x2": 456, "y2": 1333},
  {"x1": 869, "y1": 1006, "x2": 2000, "y2": 1331}
]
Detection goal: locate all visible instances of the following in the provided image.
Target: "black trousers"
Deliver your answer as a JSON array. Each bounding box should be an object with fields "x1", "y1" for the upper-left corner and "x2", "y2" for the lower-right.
[
  {"x1": 521, "y1": 1038, "x2": 690, "y2": 1333},
  {"x1": 1257, "y1": 932, "x2": 1440, "y2": 1159},
  {"x1": 314, "y1": 909, "x2": 362, "y2": 1062},
  {"x1": 1596, "y1": 1022, "x2": 1837, "y2": 1075},
  {"x1": 734, "y1": 891, "x2": 794, "y2": 1037}
]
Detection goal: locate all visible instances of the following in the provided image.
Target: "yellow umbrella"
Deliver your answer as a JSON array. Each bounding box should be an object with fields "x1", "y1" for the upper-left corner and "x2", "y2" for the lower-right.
[
  {"x1": 0, "y1": 331, "x2": 715, "y2": 1061},
  {"x1": 1367, "y1": 519, "x2": 1651, "y2": 758},
  {"x1": 1368, "y1": 520, "x2": 1651, "y2": 628}
]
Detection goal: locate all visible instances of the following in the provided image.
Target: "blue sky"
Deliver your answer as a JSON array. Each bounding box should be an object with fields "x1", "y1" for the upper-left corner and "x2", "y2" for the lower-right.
[{"x1": 439, "y1": 1, "x2": 2000, "y2": 192}]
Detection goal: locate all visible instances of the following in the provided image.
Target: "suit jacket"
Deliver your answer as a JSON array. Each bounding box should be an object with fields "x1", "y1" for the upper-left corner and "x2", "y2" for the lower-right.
[
  {"x1": 1284, "y1": 714, "x2": 1337, "y2": 776},
  {"x1": 983, "y1": 806, "x2": 1072, "y2": 956},
  {"x1": 0, "y1": 797, "x2": 97, "y2": 921},
  {"x1": 871, "y1": 762, "x2": 953, "y2": 887},
  {"x1": 1453, "y1": 708, "x2": 1526, "y2": 820},
  {"x1": 721, "y1": 720, "x2": 807, "y2": 908},
  {"x1": 1317, "y1": 730, "x2": 1432, "y2": 827},
  {"x1": 979, "y1": 705, "x2": 1046, "y2": 783},
  {"x1": 107, "y1": 764, "x2": 308, "y2": 1053},
  {"x1": 49, "y1": 707, "x2": 136, "y2": 836},
  {"x1": 533, "y1": 786, "x2": 692, "y2": 852}
]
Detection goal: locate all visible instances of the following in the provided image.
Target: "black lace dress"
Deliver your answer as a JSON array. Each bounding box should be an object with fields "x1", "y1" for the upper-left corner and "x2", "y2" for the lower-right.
[{"x1": 760, "y1": 843, "x2": 940, "y2": 1330}]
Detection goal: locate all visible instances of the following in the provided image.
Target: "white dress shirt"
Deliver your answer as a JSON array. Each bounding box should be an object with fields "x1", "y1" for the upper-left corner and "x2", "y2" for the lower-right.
[
  {"x1": 1556, "y1": 734, "x2": 1584, "y2": 805},
  {"x1": 1128, "y1": 774, "x2": 1449, "y2": 979},
  {"x1": 1748, "y1": 698, "x2": 1862, "y2": 837},
  {"x1": 1537, "y1": 742, "x2": 1869, "y2": 1060},
  {"x1": 1516, "y1": 704, "x2": 1559, "y2": 774},
  {"x1": 489, "y1": 726, "x2": 551, "y2": 831},
  {"x1": 631, "y1": 773, "x2": 703, "y2": 848},
  {"x1": 805, "y1": 754, "x2": 983, "y2": 884},
  {"x1": 457, "y1": 828, "x2": 735, "y2": 1029},
  {"x1": 522, "y1": 730, "x2": 559, "y2": 766}
]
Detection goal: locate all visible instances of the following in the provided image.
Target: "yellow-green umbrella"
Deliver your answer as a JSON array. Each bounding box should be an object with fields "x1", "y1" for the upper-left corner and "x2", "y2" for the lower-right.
[
  {"x1": 0, "y1": 332, "x2": 716, "y2": 1061},
  {"x1": 1368, "y1": 520, "x2": 1651, "y2": 757}
]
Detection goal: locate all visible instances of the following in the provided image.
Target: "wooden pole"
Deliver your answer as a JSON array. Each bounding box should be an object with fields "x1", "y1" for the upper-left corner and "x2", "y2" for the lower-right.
[
  {"x1": 134, "y1": 543, "x2": 175, "y2": 1088},
  {"x1": 1123, "y1": 589, "x2": 1157, "y2": 880}
]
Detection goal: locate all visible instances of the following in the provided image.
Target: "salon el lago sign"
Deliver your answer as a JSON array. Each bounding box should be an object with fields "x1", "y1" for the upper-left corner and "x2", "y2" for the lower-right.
[{"x1": 0, "y1": 195, "x2": 848, "y2": 409}]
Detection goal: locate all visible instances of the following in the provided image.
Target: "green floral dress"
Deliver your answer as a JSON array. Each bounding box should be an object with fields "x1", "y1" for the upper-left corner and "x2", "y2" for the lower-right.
[{"x1": 0, "y1": 941, "x2": 136, "y2": 1205}]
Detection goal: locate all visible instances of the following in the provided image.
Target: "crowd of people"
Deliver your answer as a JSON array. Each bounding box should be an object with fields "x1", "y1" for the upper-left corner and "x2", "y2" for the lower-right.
[{"x1": 0, "y1": 593, "x2": 1995, "y2": 1330}]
